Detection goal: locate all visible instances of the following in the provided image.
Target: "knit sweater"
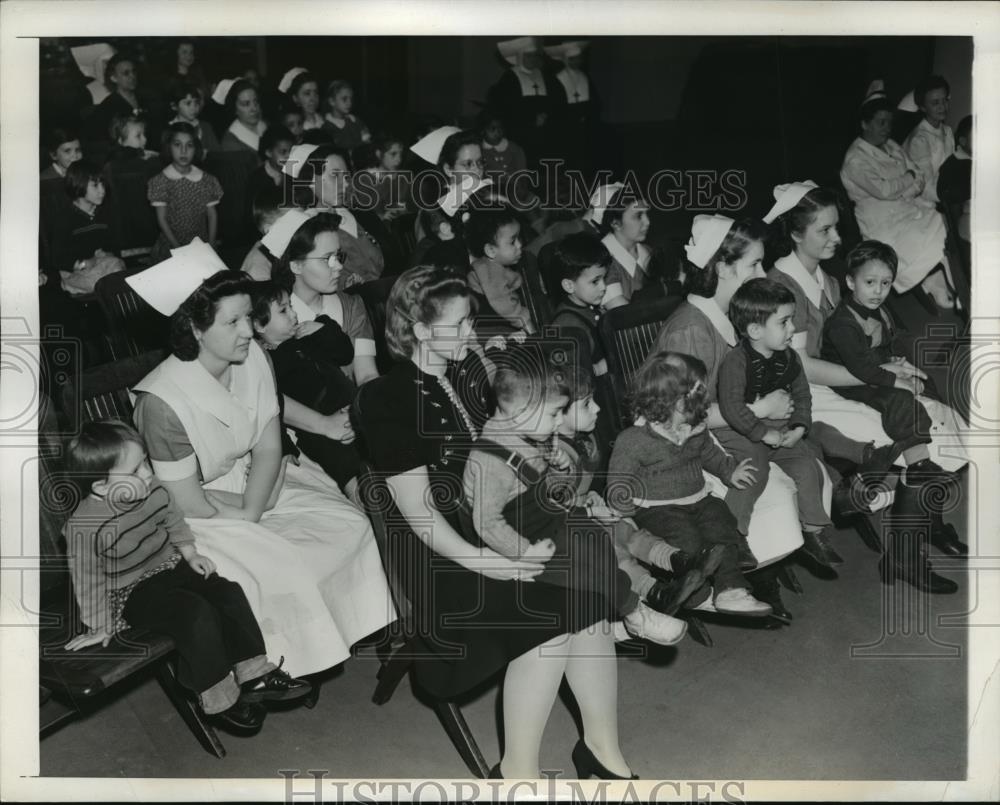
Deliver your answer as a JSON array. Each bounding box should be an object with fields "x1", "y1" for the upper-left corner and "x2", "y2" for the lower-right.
[
  {"x1": 608, "y1": 424, "x2": 737, "y2": 516},
  {"x1": 463, "y1": 416, "x2": 569, "y2": 558},
  {"x1": 717, "y1": 339, "x2": 812, "y2": 441},
  {"x1": 821, "y1": 300, "x2": 917, "y2": 388},
  {"x1": 467, "y1": 257, "x2": 534, "y2": 332},
  {"x1": 63, "y1": 483, "x2": 194, "y2": 632}
]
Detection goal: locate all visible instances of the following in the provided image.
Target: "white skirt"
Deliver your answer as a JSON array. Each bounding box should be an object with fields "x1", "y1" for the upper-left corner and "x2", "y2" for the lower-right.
[
  {"x1": 809, "y1": 384, "x2": 969, "y2": 473},
  {"x1": 188, "y1": 454, "x2": 396, "y2": 677},
  {"x1": 854, "y1": 199, "x2": 948, "y2": 293}
]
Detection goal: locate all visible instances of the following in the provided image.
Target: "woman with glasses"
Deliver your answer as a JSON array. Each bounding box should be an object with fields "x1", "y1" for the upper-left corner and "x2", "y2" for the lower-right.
[{"x1": 271, "y1": 210, "x2": 380, "y2": 387}]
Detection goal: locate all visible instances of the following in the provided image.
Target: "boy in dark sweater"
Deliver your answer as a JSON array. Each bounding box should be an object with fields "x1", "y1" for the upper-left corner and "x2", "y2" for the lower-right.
[
  {"x1": 63, "y1": 420, "x2": 311, "y2": 734},
  {"x1": 821, "y1": 241, "x2": 949, "y2": 480}
]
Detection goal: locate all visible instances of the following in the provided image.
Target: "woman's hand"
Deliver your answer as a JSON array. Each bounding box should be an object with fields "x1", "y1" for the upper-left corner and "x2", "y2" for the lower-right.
[
  {"x1": 749, "y1": 389, "x2": 793, "y2": 420},
  {"x1": 321, "y1": 408, "x2": 355, "y2": 443},
  {"x1": 729, "y1": 458, "x2": 758, "y2": 490},
  {"x1": 523, "y1": 538, "x2": 556, "y2": 562},
  {"x1": 186, "y1": 553, "x2": 217, "y2": 577},
  {"x1": 461, "y1": 553, "x2": 547, "y2": 582},
  {"x1": 761, "y1": 428, "x2": 783, "y2": 447},
  {"x1": 65, "y1": 627, "x2": 115, "y2": 651}
]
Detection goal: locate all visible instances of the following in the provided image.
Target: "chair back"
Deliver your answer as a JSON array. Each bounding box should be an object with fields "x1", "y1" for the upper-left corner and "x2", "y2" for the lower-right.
[
  {"x1": 205, "y1": 150, "x2": 258, "y2": 252},
  {"x1": 598, "y1": 295, "x2": 685, "y2": 434},
  {"x1": 520, "y1": 252, "x2": 555, "y2": 329},
  {"x1": 102, "y1": 162, "x2": 160, "y2": 258},
  {"x1": 94, "y1": 270, "x2": 170, "y2": 360},
  {"x1": 59, "y1": 349, "x2": 168, "y2": 435}
]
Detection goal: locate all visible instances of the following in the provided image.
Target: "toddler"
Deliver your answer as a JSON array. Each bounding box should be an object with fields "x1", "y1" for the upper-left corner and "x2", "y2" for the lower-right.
[
  {"x1": 462, "y1": 342, "x2": 687, "y2": 645},
  {"x1": 240, "y1": 184, "x2": 284, "y2": 280},
  {"x1": 251, "y1": 282, "x2": 362, "y2": 501},
  {"x1": 108, "y1": 115, "x2": 157, "y2": 165},
  {"x1": 479, "y1": 111, "x2": 528, "y2": 182},
  {"x1": 465, "y1": 206, "x2": 537, "y2": 336},
  {"x1": 608, "y1": 351, "x2": 772, "y2": 617},
  {"x1": 63, "y1": 420, "x2": 311, "y2": 734},
  {"x1": 147, "y1": 122, "x2": 223, "y2": 264},
  {"x1": 821, "y1": 241, "x2": 950, "y2": 481}
]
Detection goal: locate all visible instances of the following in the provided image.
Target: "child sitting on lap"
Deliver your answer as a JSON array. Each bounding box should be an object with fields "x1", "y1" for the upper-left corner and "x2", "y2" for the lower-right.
[
  {"x1": 462, "y1": 342, "x2": 687, "y2": 645},
  {"x1": 63, "y1": 420, "x2": 311, "y2": 734},
  {"x1": 608, "y1": 351, "x2": 772, "y2": 617}
]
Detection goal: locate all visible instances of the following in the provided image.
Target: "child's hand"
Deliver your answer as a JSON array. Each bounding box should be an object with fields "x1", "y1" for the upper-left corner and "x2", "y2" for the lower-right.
[
  {"x1": 187, "y1": 553, "x2": 216, "y2": 577},
  {"x1": 295, "y1": 321, "x2": 324, "y2": 338},
  {"x1": 588, "y1": 505, "x2": 621, "y2": 523},
  {"x1": 750, "y1": 389, "x2": 793, "y2": 420},
  {"x1": 894, "y1": 376, "x2": 921, "y2": 396},
  {"x1": 730, "y1": 458, "x2": 758, "y2": 489},
  {"x1": 547, "y1": 446, "x2": 572, "y2": 471},
  {"x1": 65, "y1": 627, "x2": 115, "y2": 651},
  {"x1": 484, "y1": 335, "x2": 508, "y2": 352},
  {"x1": 779, "y1": 426, "x2": 805, "y2": 448},
  {"x1": 524, "y1": 538, "x2": 556, "y2": 562},
  {"x1": 899, "y1": 359, "x2": 928, "y2": 380},
  {"x1": 322, "y1": 408, "x2": 355, "y2": 443},
  {"x1": 761, "y1": 429, "x2": 783, "y2": 447},
  {"x1": 510, "y1": 330, "x2": 529, "y2": 344},
  {"x1": 585, "y1": 490, "x2": 606, "y2": 508}
]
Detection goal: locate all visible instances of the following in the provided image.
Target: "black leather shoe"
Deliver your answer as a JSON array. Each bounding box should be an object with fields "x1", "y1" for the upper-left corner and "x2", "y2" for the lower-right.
[
  {"x1": 571, "y1": 740, "x2": 638, "y2": 780},
  {"x1": 752, "y1": 579, "x2": 792, "y2": 623},
  {"x1": 488, "y1": 763, "x2": 503, "y2": 779},
  {"x1": 800, "y1": 529, "x2": 841, "y2": 568},
  {"x1": 212, "y1": 699, "x2": 266, "y2": 734},
  {"x1": 904, "y1": 458, "x2": 958, "y2": 487},
  {"x1": 735, "y1": 537, "x2": 758, "y2": 571},
  {"x1": 879, "y1": 555, "x2": 958, "y2": 594},
  {"x1": 858, "y1": 442, "x2": 900, "y2": 478},
  {"x1": 644, "y1": 569, "x2": 704, "y2": 616},
  {"x1": 242, "y1": 658, "x2": 313, "y2": 703},
  {"x1": 930, "y1": 518, "x2": 968, "y2": 557},
  {"x1": 669, "y1": 544, "x2": 726, "y2": 580}
]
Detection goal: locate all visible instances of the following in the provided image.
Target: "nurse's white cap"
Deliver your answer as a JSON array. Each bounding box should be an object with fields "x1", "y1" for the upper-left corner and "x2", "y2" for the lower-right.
[
  {"x1": 260, "y1": 208, "x2": 320, "y2": 258},
  {"x1": 589, "y1": 182, "x2": 624, "y2": 226},
  {"x1": 896, "y1": 89, "x2": 919, "y2": 113},
  {"x1": 70, "y1": 43, "x2": 115, "y2": 79},
  {"x1": 411, "y1": 125, "x2": 462, "y2": 165},
  {"x1": 282, "y1": 143, "x2": 321, "y2": 179},
  {"x1": 211, "y1": 78, "x2": 238, "y2": 105},
  {"x1": 685, "y1": 215, "x2": 735, "y2": 269},
  {"x1": 762, "y1": 180, "x2": 819, "y2": 225},
  {"x1": 278, "y1": 67, "x2": 308, "y2": 94},
  {"x1": 126, "y1": 239, "x2": 228, "y2": 317},
  {"x1": 863, "y1": 79, "x2": 887, "y2": 104}
]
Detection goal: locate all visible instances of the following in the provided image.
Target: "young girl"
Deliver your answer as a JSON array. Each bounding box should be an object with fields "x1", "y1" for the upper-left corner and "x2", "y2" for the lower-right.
[
  {"x1": 903, "y1": 75, "x2": 955, "y2": 205},
  {"x1": 322, "y1": 80, "x2": 371, "y2": 153},
  {"x1": 280, "y1": 107, "x2": 305, "y2": 144},
  {"x1": 41, "y1": 128, "x2": 82, "y2": 180},
  {"x1": 147, "y1": 122, "x2": 223, "y2": 264},
  {"x1": 59, "y1": 160, "x2": 119, "y2": 270},
  {"x1": 284, "y1": 70, "x2": 324, "y2": 131},
  {"x1": 108, "y1": 115, "x2": 157, "y2": 164},
  {"x1": 219, "y1": 79, "x2": 267, "y2": 156},
  {"x1": 168, "y1": 82, "x2": 221, "y2": 155},
  {"x1": 479, "y1": 111, "x2": 528, "y2": 182},
  {"x1": 251, "y1": 281, "x2": 362, "y2": 502},
  {"x1": 271, "y1": 210, "x2": 379, "y2": 387},
  {"x1": 593, "y1": 183, "x2": 652, "y2": 308},
  {"x1": 355, "y1": 133, "x2": 411, "y2": 222},
  {"x1": 608, "y1": 351, "x2": 772, "y2": 617}
]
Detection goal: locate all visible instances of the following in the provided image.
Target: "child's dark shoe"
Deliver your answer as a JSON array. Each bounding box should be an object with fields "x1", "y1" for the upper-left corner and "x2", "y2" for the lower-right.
[
  {"x1": 800, "y1": 528, "x2": 842, "y2": 568},
  {"x1": 212, "y1": 699, "x2": 267, "y2": 734},
  {"x1": 644, "y1": 570, "x2": 703, "y2": 617},
  {"x1": 669, "y1": 544, "x2": 726, "y2": 579},
  {"x1": 735, "y1": 537, "x2": 758, "y2": 571},
  {"x1": 241, "y1": 658, "x2": 313, "y2": 703}
]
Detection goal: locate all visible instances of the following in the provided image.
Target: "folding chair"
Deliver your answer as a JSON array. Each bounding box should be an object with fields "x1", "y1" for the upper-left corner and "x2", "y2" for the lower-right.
[
  {"x1": 93, "y1": 270, "x2": 170, "y2": 360},
  {"x1": 43, "y1": 349, "x2": 226, "y2": 757}
]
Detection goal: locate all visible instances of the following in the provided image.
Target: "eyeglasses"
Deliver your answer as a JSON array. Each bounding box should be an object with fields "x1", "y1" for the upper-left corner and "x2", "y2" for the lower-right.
[{"x1": 304, "y1": 251, "x2": 348, "y2": 266}]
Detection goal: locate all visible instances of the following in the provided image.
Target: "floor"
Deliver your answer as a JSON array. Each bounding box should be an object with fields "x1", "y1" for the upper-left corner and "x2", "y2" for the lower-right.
[{"x1": 39, "y1": 505, "x2": 969, "y2": 782}]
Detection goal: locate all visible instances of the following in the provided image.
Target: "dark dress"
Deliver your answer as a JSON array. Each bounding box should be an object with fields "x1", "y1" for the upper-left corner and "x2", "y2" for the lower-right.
[{"x1": 357, "y1": 356, "x2": 606, "y2": 698}]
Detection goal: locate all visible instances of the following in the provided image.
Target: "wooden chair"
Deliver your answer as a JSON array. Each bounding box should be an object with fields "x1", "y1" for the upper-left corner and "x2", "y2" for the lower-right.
[
  {"x1": 102, "y1": 162, "x2": 160, "y2": 261},
  {"x1": 41, "y1": 350, "x2": 228, "y2": 758},
  {"x1": 205, "y1": 150, "x2": 259, "y2": 253},
  {"x1": 93, "y1": 270, "x2": 170, "y2": 361},
  {"x1": 520, "y1": 252, "x2": 555, "y2": 329},
  {"x1": 356, "y1": 462, "x2": 490, "y2": 778}
]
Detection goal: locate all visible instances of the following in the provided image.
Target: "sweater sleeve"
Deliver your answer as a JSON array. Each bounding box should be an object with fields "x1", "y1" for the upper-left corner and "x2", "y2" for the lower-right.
[
  {"x1": 787, "y1": 354, "x2": 812, "y2": 431},
  {"x1": 159, "y1": 485, "x2": 195, "y2": 547},
  {"x1": 472, "y1": 264, "x2": 534, "y2": 331},
  {"x1": 607, "y1": 429, "x2": 643, "y2": 516},
  {"x1": 463, "y1": 449, "x2": 532, "y2": 558},
  {"x1": 63, "y1": 515, "x2": 111, "y2": 633},
  {"x1": 823, "y1": 315, "x2": 896, "y2": 387},
  {"x1": 697, "y1": 430, "x2": 738, "y2": 486},
  {"x1": 717, "y1": 347, "x2": 768, "y2": 441}
]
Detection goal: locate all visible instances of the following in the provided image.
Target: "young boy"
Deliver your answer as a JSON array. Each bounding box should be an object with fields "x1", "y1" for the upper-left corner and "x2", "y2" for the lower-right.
[
  {"x1": 821, "y1": 241, "x2": 949, "y2": 481},
  {"x1": 546, "y1": 232, "x2": 611, "y2": 377},
  {"x1": 718, "y1": 278, "x2": 850, "y2": 568},
  {"x1": 550, "y1": 362, "x2": 722, "y2": 617},
  {"x1": 280, "y1": 108, "x2": 306, "y2": 144},
  {"x1": 465, "y1": 206, "x2": 537, "y2": 336},
  {"x1": 240, "y1": 185, "x2": 284, "y2": 280},
  {"x1": 62, "y1": 421, "x2": 311, "y2": 733},
  {"x1": 169, "y1": 82, "x2": 221, "y2": 155},
  {"x1": 462, "y1": 342, "x2": 687, "y2": 645}
]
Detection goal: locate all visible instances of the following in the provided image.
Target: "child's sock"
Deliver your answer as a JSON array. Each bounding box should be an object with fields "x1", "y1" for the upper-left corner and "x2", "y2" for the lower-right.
[{"x1": 626, "y1": 528, "x2": 679, "y2": 570}]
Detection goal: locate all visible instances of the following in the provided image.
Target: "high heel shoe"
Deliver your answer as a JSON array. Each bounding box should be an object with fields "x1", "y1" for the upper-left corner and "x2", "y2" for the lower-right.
[
  {"x1": 571, "y1": 740, "x2": 638, "y2": 780},
  {"x1": 488, "y1": 762, "x2": 503, "y2": 779}
]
